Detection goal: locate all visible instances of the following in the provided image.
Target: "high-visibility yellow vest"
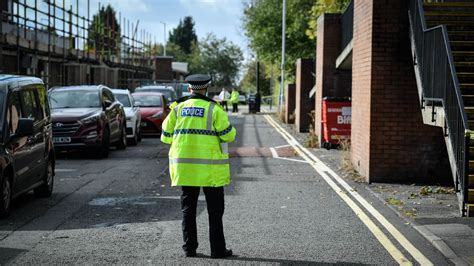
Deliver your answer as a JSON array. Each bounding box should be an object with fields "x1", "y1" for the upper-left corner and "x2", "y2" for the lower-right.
[
  {"x1": 230, "y1": 91, "x2": 239, "y2": 104},
  {"x1": 161, "y1": 94, "x2": 236, "y2": 187}
]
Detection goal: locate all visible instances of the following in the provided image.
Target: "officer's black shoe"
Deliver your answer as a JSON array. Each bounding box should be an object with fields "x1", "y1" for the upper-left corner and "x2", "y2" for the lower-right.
[
  {"x1": 184, "y1": 250, "x2": 196, "y2": 257},
  {"x1": 211, "y1": 249, "x2": 233, "y2": 259}
]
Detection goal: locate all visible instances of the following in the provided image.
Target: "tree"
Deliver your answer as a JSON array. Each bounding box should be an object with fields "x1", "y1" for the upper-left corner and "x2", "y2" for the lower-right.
[
  {"x1": 168, "y1": 16, "x2": 198, "y2": 55},
  {"x1": 306, "y1": 0, "x2": 351, "y2": 40},
  {"x1": 240, "y1": 60, "x2": 271, "y2": 96},
  {"x1": 242, "y1": 0, "x2": 315, "y2": 81},
  {"x1": 166, "y1": 42, "x2": 188, "y2": 62},
  {"x1": 146, "y1": 42, "x2": 187, "y2": 61},
  {"x1": 87, "y1": 5, "x2": 121, "y2": 56},
  {"x1": 188, "y1": 34, "x2": 243, "y2": 87},
  {"x1": 242, "y1": 0, "x2": 350, "y2": 80}
]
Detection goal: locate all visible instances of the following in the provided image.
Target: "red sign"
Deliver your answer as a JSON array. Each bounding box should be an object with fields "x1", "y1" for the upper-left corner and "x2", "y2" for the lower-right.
[{"x1": 322, "y1": 100, "x2": 351, "y2": 146}]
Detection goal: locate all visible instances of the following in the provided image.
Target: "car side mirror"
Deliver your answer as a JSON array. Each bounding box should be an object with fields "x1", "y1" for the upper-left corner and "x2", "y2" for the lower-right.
[
  {"x1": 14, "y1": 118, "x2": 34, "y2": 138},
  {"x1": 103, "y1": 100, "x2": 113, "y2": 109}
]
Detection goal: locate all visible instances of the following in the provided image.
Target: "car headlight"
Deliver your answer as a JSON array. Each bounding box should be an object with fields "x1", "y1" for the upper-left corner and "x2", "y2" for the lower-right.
[
  {"x1": 151, "y1": 111, "x2": 163, "y2": 119},
  {"x1": 80, "y1": 114, "x2": 101, "y2": 125}
]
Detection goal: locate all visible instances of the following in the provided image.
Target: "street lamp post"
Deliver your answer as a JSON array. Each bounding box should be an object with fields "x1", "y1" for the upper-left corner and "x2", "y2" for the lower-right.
[
  {"x1": 279, "y1": 0, "x2": 286, "y2": 113},
  {"x1": 160, "y1": 21, "x2": 166, "y2": 56}
]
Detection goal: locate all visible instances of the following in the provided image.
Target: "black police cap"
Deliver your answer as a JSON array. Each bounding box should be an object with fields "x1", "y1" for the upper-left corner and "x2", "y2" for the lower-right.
[
  {"x1": 185, "y1": 74, "x2": 211, "y2": 85},
  {"x1": 185, "y1": 74, "x2": 212, "y2": 90}
]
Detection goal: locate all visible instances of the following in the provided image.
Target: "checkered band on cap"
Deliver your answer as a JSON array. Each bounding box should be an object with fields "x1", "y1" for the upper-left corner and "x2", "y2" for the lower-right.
[{"x1": 189, "y1": 81, "x2": 211, "y2": 90}]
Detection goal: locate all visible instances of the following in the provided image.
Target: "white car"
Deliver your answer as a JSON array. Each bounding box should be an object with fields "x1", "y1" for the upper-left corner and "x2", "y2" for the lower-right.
[{"x1": 112, "y1": 89, "x2": 142, "y2": 145}]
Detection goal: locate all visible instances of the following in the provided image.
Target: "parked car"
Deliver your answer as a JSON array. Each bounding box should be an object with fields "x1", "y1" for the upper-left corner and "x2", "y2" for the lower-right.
[
  {"x1": 132, "y1": 92, "x2": 170, "y2": 136},
  {"x1": 238, "y1": 94, "x2": 247, "y2": 104},
  {"x1": 111, "y1": 89, "x2": 142, "y2": 145},
  {"x1": 134, "y1": 85, "x2": 177, "y2": 103},
  {"x1": 0, "y1": 75, "x2": 55, "y2": 217},
  {"x1": 176, "y1": 83, "x2": 190, "y2": 98},
  {"x1": 48, "y1": 85, "x2": 127, "y2": 158}
]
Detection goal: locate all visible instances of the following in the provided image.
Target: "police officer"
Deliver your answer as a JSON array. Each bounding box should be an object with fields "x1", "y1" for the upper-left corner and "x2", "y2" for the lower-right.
[
  {"x1": 161, "y1": 74, "x2": 236, "y2": 258},
  {"x1": 230, "y1": 88, "x2": 239, "y2": 113}
]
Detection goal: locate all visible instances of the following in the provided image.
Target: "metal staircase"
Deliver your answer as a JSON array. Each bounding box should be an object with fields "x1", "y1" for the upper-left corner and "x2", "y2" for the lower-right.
[{"x1": 408, "y1": 0, "x2": 474, "y2": 217}]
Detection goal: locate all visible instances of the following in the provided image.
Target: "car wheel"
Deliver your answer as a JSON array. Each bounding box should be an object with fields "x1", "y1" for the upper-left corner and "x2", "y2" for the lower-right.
[
  {"x1": 34, "y1": 160, "x2": 54, "y2": 198},
  {"x1": 116, "y1": 124, "x2": 127, "y2": 150},
  {"x1": 129, "y1": 130, "x2": 138, "y2": 146},
  {"x1": 0, "y1": 176, "x2": 12, "y2": 218},
  {"x1": 137, "y1": 128, "x2": 142, "y2": 142},
  {"x1": 97, "y1": 127, "x2": 110, "y2": 158}
]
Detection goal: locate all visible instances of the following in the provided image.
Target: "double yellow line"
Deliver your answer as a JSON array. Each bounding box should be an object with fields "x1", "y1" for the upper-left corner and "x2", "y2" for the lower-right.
[{"x1": 264, "y1": 115, "x2": 432, "y2": 266}]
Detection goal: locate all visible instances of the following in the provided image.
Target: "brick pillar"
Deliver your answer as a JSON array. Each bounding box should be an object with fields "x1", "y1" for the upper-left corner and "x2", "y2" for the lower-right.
[
  {"x1": 154, "y1": 56, "x2": 173, "y2": 81},
  {"x1": 351, "y1": 0, "x2": 450, "y2": 182},
  {"x1": 285, "y1": 83, "x2": 296, "y2": 124},
  {"x1": 295, "y1": 58, "x2": 315, "y2": 133},
  {"x1": 315, "y1": 14, "x2": 344, "y2": 145}
]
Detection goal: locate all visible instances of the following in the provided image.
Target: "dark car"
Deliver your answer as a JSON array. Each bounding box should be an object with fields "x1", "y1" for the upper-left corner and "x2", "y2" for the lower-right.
[
  {"x1": 48, "y1": 85, "x2": 127, "y2": 158},
  {"x1": 132, "y1": 92, "x2": 170, "y2": 136},
  {"x1": 0, "y1": 75, "x2": 55, "y2": 217},
  {"x1": 134, "y1": 85, "x2": 177, "y2": 103}
]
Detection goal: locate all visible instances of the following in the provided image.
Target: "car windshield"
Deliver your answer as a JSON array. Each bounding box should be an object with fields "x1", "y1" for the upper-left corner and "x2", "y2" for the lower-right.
[
  {"x1": 49, "y1": 90, "x2": 100, "y2": 109},
  {"x1": 132, "y1": 95, "x2": 162, "y2": 107},
  {"x1": 159, "y1": 90, "x2": 176, "y2": 101},
  {"x1": 136, "y1": 87, "x2": 176, "y2": 101},
  {"x1": 135, "y1": 87, "x2": 166, "y2": 92},
  {"x1": 115, "y1": 94, "x2": 131, "y2": 107}
]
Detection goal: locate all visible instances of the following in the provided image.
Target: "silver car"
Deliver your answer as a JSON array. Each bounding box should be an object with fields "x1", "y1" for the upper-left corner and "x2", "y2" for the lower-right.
[{"x1": 111, "y1": 89, "x2": 142, "y2": 145}]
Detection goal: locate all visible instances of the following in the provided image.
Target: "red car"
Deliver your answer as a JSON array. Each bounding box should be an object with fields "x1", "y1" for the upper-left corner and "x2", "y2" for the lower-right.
[{"x1": 132, "y1": 92, "x2": 170, "y2": 136}]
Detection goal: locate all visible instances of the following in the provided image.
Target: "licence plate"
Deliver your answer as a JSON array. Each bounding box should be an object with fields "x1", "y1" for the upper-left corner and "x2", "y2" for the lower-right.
[
  {"x1": 53, "y1": 137, "x2": 71, "y2": 143},
  {"x1": 141, "y1": 122, "x2": 147, "y2": 127}
]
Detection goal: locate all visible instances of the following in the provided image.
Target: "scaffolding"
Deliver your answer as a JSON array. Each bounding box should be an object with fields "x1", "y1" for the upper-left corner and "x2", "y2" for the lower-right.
[{"x1": 0, "y1": 0, "x2": 156, "y2": 88}]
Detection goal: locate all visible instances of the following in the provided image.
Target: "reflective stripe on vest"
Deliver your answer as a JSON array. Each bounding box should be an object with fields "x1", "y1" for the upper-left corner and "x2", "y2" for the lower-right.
[
  {"x1": 169, "y1": 158, "x2": 229, "y2": 165},
  {"x1": 207, "y1": 103, "x2": 215, "y2": 130}
]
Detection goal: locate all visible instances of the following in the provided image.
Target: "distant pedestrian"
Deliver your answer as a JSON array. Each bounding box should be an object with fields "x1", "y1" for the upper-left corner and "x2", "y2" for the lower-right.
[
  {"x1": 161, "y1": 74, "x2": 236, "y2": 259},
  {"x1": 218, "y1": 88, "x2": 230, "y2": 111},
  {"x1": 230, "y1": 88, "x2": 239, "y2": 113}
]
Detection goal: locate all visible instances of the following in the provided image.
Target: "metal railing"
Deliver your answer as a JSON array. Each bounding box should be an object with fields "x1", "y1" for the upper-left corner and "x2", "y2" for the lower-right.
[
  {"x1": 408, "y1": 0, "x2": 469, "y2": 215},
  {"x1": 340, "y1": 0, "x2": 353, "y2": 50}
]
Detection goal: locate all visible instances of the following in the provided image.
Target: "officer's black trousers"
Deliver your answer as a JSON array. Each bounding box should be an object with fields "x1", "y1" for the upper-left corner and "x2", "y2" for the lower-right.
[
  {"x1": 232, "y1": 103, "x2": 238, "y2": 113},
  {"x1": 181, "y1": 186, "x2": 226, "y2": 254},
  {"x1": 222, "y1": 100, "x2": 228, "y2": 111}
]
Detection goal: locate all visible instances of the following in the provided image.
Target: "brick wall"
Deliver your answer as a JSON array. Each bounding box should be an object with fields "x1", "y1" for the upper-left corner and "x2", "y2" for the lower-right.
[
  {"x1": 285, "y1": 83, "x2": 296, "y2": 124},
  {"x1": 295, "y1": 58, "x2": 315, "y2": 133},
  {"x1": 351, "y1": 0, "x2": 373, "y2": 179},
  {"x1": 315, "y1": 14, "x2": 352, "y2": 145},
  {"x1": 351, "y1": 0, "x2": 450, "y2": 182}
]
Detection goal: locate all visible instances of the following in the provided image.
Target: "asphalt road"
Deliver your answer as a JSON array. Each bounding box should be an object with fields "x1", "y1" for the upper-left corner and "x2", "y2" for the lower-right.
[{"x1": 0, "y1": 113, "x2": 452, "y2": 264}]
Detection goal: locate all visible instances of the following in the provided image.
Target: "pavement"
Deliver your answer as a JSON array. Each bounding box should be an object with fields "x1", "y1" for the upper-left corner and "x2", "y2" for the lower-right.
[
  {"x1": 271, "y1": 106, "x2": 474, "y2": 265},
  {"x1": 0, "y1": 104, "x2": 468, "y2": 264}
]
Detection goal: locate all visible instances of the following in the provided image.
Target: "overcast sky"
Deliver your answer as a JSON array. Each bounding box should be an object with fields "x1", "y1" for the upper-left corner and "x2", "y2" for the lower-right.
[{"x1": 84, "y1": 0, "x2": 249, "y2": 54}]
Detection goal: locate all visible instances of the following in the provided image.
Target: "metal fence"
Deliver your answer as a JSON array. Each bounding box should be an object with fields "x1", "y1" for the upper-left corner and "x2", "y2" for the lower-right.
[{"x1": 409, "y1": 0, "x2": 469, "y2": 215}]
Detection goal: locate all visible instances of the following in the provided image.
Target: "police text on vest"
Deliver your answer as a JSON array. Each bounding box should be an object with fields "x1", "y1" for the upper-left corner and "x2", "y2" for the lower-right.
[{"x1": 181, "y1": 107, "x2": 205, "y2": 118}]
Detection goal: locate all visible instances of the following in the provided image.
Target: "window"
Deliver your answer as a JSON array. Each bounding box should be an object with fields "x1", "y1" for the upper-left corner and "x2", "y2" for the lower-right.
[
  {"x1": 7, "y1": 92, "x2": 22, "y2": 135},
  {"x1": 103, "y1": 89, "x2": 115, "y2": 103},
  {"x1": 36, "y1": 85, "x2": 50, "y2": 117},
  {"x1": 20, "y1": 90, "x2": 43, "y2": 121}
]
